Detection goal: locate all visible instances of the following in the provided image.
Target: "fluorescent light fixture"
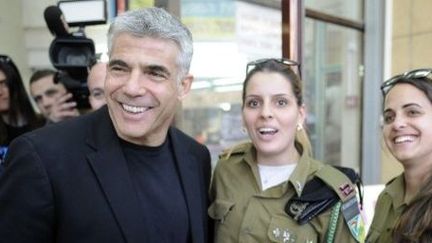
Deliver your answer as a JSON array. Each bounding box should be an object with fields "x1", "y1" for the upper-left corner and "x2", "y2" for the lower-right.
[
  {"x1": 58, "y1": 0, "x2": 107, "y2": 27},
  {"x1": 212, "y1": 77, "x2": 243, "y2": 86},
  {"x1": 214, "y1": 84, "x2": 243, "y2": 93},
  {"x1": 191, "y1": 80, "x2": 212, "y2": 90},
  {"x1": 218, "y1": 102, "x2": 232, "y2": 111}
]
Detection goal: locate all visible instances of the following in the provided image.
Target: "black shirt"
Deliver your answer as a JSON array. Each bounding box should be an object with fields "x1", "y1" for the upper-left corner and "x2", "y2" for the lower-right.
[
  {"x1": 121, "y1": 137, "x2": 190, "y2": 243},
  {"x1": 1, "y1": 123, "x2": 33, "y2": 146},
  {"x1": 0, "y1": 116, "x2": 44, "y2": 147}
]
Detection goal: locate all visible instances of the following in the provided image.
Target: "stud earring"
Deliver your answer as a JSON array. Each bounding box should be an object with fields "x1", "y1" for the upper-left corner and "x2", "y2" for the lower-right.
[
  {"x1": 241, "y1": 127, "x2": 247, "y2": 134},
  {"x1": 296, "y1": 124, "x2": 303, "y2": 131}
]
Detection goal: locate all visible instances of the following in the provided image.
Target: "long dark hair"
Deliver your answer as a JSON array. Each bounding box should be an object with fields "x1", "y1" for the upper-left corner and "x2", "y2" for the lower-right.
[
  {"x1": 393, "y1": 175, "x2": 432, "y2": 242},
  {"x1": 0, "y1": 55, "x2": 39, "y2": 144}
]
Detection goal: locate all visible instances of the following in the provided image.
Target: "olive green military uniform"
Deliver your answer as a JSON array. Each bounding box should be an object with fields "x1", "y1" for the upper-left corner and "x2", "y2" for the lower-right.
[
  {"x1": 366, "y1": 174, "x2": 407, "y2": 243},
  {"x1": 208, "y1": 142, "x2": 362, "y2": 243}
]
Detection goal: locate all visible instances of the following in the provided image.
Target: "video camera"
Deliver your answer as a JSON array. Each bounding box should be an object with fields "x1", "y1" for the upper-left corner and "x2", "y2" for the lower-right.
[{"x1": 44, "y1": 0, "x2": 107, "y2": 109}]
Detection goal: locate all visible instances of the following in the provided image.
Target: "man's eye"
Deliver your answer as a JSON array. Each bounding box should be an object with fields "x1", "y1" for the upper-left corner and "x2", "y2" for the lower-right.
[
  {"x1": 109, "y1": 65, "x2": 128, "y2": 74},
  {"x1": 91, "y1": 90, "x2": 104, "y2": 98},
  {"x1": 46, "y1": 90, "x2": 59, "y2": 97},
  {"x1": 111, "y1": 66, "x2": 124, "y2": 71},
  {"x1": 148, "y1": 71, "x2": 167, "y2": 80},
  {"x1": 33, "y1": 96, "x2": 42, "y2": 103}
]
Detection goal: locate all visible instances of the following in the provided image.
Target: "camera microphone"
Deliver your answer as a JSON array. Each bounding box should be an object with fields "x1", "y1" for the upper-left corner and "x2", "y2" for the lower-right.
[{"x1": 44, "y1": 6, "x2": 70, "y2": 37}]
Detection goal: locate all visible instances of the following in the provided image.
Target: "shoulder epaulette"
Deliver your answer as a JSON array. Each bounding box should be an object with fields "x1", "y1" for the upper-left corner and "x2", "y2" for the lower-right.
[
  {"x1": 219, "y1": 142, "x2": 251, "y2": 160},
  {"x1": 316, "y1": 165, "x2": 357, "y2": 202},
  {"x1": 385, "y1": 175, "x2": 398, "y2": 186},
  {"x1": 285, "y1": 165, "x2": 361, "y2": 225}
]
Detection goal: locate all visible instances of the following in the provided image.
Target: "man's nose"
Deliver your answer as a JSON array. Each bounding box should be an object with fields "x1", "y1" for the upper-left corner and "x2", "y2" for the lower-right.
[
  {"x1": 41, "y1": 96, "x2": 53, "y2": 109},
  {"x1": 123, "y1": 71, "x2": 147, "y2": 96}
]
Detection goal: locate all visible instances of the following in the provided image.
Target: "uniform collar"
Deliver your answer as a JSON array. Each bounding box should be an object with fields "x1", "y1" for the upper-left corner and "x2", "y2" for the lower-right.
[
  {"x1": 287, "y1": 150, "x2": 321, "y2": 196},
  {"x1": 384, "y1": 174, "x2": 407, "y2": 209},
  {"x1": 239, "y1": 142, "x2": 320, "y2": 197}
]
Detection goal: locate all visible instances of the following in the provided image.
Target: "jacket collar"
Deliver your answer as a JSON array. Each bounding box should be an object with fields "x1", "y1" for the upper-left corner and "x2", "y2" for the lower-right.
[
  {"x1": 85, "y1": 107, "x2": 145, "y2": 243},
  {"x1": 169, "y1": 127, "x2": 206, "y2": 243},
  {"x1": 287, "y1": 151, "x2": 321, "y2": 197},
  {"x1": 85, "y1": 107, "x2": 205, "y2": 242}
]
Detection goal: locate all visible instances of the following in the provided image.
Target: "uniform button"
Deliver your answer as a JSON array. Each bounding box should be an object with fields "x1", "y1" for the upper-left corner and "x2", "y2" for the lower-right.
[
  {"x1": 295, "y1": 181, "x2": 302, "y2": 192},
  {"x1": 242, "y1": 227, "x2": 251, "y2": 234}
]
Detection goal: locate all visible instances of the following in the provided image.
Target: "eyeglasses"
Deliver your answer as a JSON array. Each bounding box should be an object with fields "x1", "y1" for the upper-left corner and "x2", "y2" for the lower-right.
[
  {"x1": 246, "y1": 58, "x2": 301, "y2": 78},
  {"x1": 381, "y1": 68, "x2": 432, "y2": 96},
  {"x1": 0, "y1": 55, "x2": 12, "y2": 64}
]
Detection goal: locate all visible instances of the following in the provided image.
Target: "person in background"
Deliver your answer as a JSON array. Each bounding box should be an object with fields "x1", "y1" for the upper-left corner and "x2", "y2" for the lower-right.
[
  {"x1": 0, "y1": 7, "x2": 212, "y2": 243},
  {"x1": 366, "y1": 68, "x2": 432, "y2": 243},
  {"x1": 29, "y1": 69, "x2": 79, "y2": 123},
  {"x1": 87, "y1": 61, "x2": 107, "y2": 110},
  {"x1": 0, "y1": 54, "x2": 43, "y2": 170},
  {"x1": 209, "y1": 58, "x2": 364, "y2": 243}
]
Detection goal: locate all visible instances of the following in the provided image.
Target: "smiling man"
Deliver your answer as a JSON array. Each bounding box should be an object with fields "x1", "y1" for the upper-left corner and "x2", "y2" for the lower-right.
[{"x1": 0, "y1": 8, "x2": 212, "y2": 243}]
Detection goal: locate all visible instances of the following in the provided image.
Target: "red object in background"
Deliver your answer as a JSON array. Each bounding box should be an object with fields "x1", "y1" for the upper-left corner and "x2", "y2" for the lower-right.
[
  {"x1": 117, "y1": 0, "x2": 127, "y2": 14},
  {"x1": 345, "y1": 95, "x2": 359, "y2": 109}
]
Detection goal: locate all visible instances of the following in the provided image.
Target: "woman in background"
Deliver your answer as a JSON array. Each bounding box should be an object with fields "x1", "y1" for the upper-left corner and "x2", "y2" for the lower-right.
[
  {"x1": 393, "y1": 174, "x2": 432, "y2": 242},
  {"x1": 366, "y1": 68, "x2": 432, "y2": 242},
  {"x1": 0, "y1": 54, "x2": 42, "y2": 147},
  {"x1": 209, "y1": 58, "x2": 363, "y2": 243}
]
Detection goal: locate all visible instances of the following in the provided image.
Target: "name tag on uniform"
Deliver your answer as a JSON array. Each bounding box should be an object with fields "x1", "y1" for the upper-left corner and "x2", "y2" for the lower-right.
[{"x1": 341, "y1": 196, "x2": 365, "y2": 242}]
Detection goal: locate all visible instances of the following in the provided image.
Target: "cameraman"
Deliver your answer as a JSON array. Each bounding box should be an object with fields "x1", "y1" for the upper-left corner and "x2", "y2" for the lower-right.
[{"x1": 29, "y1": 69, "x2": 79, "y2": 124}]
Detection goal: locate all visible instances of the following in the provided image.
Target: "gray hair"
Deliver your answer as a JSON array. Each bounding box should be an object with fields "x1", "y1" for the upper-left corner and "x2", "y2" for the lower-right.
[{"x1": 107, "y1": 7, "x2": 193, "y2": 79}]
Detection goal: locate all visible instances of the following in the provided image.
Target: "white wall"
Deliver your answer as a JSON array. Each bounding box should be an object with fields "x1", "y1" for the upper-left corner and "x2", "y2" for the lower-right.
[
  {"x1": 0, "y1": 0, "x2": 30, "y2": 81},
  {"x1": 0, "y1": 0, "x2": 109, "y2": 86}
]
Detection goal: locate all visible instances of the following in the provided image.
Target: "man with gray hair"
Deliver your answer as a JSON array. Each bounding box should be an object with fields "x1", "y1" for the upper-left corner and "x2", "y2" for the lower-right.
[{"x1": 0, "y1": 7, "x2": 212, "y2": 243}]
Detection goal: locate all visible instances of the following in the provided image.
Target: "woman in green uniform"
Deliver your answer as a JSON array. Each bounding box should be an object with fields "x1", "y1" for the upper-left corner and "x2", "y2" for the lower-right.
[
  {"x1": 209, "y1": 59, "x2": 364, "y2": 243},
  {"x1": 366, "y1": 68, "x2": 432, "y2": 242}
]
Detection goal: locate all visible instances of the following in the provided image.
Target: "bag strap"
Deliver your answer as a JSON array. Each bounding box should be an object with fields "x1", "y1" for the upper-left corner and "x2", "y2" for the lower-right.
[
  {"x1": 318, "y1": 165, "x2": 365, "y2": 242},
  {"x1": 326, "y1": 201, "x2": 342, "y2": 243}
]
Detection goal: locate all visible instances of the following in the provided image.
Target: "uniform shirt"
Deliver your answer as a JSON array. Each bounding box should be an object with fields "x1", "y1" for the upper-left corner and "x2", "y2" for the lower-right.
[
  {"x1": 366, "y1": 174, "x2": 406, "y2": 243},
  {"x1": 209, "y1": 142, "x2": 359, "y2": 243}
]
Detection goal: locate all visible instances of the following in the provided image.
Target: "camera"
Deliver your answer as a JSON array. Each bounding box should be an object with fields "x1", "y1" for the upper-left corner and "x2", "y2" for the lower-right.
[{"x1": 44, "y1": 0, "x2": 107, "y2": 109}]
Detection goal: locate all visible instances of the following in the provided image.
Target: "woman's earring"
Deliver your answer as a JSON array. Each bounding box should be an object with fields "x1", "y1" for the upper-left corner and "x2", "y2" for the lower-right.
[
  {"x1": 241, "y1": 127, "x2": 247, "y2": 134},
  {"x1": 296, "y1": 123, "x2": 303, "y2": 131}
]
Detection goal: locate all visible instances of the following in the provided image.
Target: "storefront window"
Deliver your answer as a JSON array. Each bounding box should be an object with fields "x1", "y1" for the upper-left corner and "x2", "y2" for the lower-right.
[
  {"x1": 304, "y1": 19, "x2": 363, "y2": 170},
  {"x1": 180, "y1": 0, "x2": 364, "y2": 170},
  {"x1": 181, "y1": 0, "x2": 283, "y2": 166},
  {"x1": 305, "y1": 0, "x2": 363, "y2": 22}
]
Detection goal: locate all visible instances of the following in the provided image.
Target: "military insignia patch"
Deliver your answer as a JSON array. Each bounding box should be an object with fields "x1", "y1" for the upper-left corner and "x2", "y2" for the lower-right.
[
  {"x1": 271, "y1": 227, "x2": 297, "y2": 243},
  {"x1": 341, "y1": 196, "x2": 365, "y2": 242},
  {"x1": 288, "y1": 201, "x2": 309, "y2": 221}
]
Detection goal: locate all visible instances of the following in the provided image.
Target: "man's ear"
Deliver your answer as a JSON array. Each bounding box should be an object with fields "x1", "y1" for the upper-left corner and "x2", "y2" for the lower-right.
[{"x1": 177, "y1": 74, "x2": 193, "y2": 100}]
